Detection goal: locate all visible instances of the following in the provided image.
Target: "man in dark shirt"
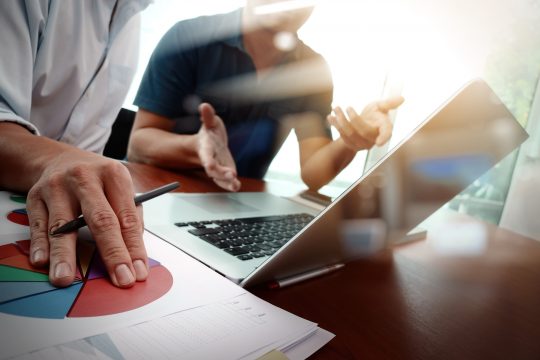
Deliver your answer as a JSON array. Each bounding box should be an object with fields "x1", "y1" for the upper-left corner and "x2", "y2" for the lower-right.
[{"x1": 129, "y1": 0, "x2": 403, "y2": 191}]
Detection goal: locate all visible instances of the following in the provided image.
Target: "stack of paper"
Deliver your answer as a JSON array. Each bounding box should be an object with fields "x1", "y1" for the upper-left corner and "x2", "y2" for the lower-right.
[{"x1": 14, "y1": 293, "x2": 334, "y2": 360}]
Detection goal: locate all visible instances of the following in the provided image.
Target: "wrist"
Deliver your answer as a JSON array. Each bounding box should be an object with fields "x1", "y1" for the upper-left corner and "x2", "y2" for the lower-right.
[
  {"x1": 0, "y1": 124, "x2": 72, "y2": 191},
  {"x1": 336, "y1": 137, "x2": 359, "y2": 154},
  {"x1": 28, "y1": 138, "x2": 78, "y2": 186}
]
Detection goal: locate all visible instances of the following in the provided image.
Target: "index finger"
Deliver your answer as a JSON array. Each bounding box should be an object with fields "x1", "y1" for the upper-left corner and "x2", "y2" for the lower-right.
[{"x1": 377, "y1": 96, "x2": 405, "y2": 112}]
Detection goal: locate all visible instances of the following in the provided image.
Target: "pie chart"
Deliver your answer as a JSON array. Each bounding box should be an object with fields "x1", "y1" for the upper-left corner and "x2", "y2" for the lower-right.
[
  {"x1": 7, "y1": 209, "x2": 29, "y2": 227},
  {"x1": 0, "y1": 239, "x2": 173, "y2": 319},
  {"x1": 1, "y1": 194, "x2": 173, "y2": 319},
  {"x1": 5, "y1": 194, "x2": 29, "y2": 227}
]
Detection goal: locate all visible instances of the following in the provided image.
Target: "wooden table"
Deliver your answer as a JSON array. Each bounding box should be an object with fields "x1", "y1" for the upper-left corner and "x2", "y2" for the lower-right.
[{"x1": 127, "y1": 162, "x2": 540, "y2": 360}]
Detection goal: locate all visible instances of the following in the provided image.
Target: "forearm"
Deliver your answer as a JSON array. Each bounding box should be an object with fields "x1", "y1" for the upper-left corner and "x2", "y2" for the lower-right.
[
  {"x1": 127, "y1": 127, "x2": 203, "y2": 170},
  {"x1": 301, "y1": 138, "x2": 357, "y2": 191},
  {"x1": 0, "y1": 122, "x2": 72, "y2": 192}
]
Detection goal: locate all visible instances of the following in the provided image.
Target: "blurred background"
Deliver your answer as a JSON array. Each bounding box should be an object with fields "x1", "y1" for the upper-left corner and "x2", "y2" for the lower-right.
[{"x1": 124, "y1": 0, "x2": 540, "y2": 238}]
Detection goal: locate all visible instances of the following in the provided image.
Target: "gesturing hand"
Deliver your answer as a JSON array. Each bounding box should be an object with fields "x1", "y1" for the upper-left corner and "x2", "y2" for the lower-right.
[
  {"x1": 27, "y1": 149, "x2": 148, "y2": 288},
  {"x1": 197, "y1": 103, "x2": 241, "y2": 192},
  {"x1": 327, "y1": 96, "x2": 404, "y2": 151}
]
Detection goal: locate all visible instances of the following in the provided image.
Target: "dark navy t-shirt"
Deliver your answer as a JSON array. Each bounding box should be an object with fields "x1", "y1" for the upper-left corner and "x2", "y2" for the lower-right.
[{"x1": 135, "y1": 8, "x2": 333, "y2": 178}]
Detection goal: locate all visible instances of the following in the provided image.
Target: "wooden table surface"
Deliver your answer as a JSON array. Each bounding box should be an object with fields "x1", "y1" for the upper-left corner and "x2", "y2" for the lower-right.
[{"x1": 127, "y1": 162, "x2": 540, "y2": 360}]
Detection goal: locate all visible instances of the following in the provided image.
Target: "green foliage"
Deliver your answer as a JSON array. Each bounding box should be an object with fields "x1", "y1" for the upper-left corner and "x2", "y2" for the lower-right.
[
  {"x1": 451, "y1": 3, "x2": 540, "y2": 224},
  {"x1": 484, "y1": 2, "x2": 540, "y2": 126}
]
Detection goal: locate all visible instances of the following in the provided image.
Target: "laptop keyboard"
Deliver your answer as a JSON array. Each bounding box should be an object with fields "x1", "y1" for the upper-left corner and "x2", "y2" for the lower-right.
[{"x1": 174, "y1": 213, "x2": 314, "y2": 261}]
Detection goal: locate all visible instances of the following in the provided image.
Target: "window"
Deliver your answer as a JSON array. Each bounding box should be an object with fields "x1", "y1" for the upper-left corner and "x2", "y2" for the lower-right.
[
  {"x1": 499, "y1": 76, "x2": 540, "y2": 239},
  {"x1": 445, "y1": 0, "x2": 540, "y2": 224}
]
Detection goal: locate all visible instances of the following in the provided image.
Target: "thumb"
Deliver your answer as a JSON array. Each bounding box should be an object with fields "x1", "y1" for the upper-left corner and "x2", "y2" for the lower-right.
[
  {"x1": 377, "y1": 96, "x2": 405, "y2": 112},
  {"x1": 199, "y1": 102, "x2": 217, "y2": 128}
]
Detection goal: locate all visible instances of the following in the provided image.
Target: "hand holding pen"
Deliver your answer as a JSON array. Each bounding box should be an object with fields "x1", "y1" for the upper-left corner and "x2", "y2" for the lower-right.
[
  {"x1": 25, "y1": 150, "x2": 179, "y2": 290},
  {"x1": 50, "y1": 182, "x2": 180, "y2": 235}
]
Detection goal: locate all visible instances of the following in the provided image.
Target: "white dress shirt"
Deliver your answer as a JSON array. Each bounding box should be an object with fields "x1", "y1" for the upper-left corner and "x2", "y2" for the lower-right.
[{"x1": 0, "y1": 0, "x2": 151, "y2": 153}]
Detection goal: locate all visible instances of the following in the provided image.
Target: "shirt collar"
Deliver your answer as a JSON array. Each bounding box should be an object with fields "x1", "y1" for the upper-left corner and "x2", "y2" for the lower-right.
[{"x1": 110, "y1": 0, "x2": 153, "y2": 41}]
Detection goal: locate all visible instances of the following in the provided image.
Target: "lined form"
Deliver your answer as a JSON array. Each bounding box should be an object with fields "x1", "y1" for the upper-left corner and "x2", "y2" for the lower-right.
[{"x1": 110, "y1": 298, "x2": 271, "y2": 358}]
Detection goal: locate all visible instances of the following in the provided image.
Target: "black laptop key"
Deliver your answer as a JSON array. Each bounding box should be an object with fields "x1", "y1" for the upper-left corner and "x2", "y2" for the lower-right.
[
  {"x1": 187, "y1": 222, "x2": 207, "y2": 229},
  {"x1": 258, "y1": 244, "x2": 272, "y2": 251},
  {"x1": 225, "y1": 247, "x2": 250, "y2": 256},
  {"x1": 239, "y1": 215, "x2": 287, "y2": 224},
  {"x1": 215, "y1": 242, "x2": 230, "y2": 249},
  {"x1": 188, "y1": 227, "x2": 220, "y2": 236},
  {"x1": 268, "y1": 241, "x2": 283, "y2": 249},
  {"x1": 246, "y1": 244, "x2": 261, "y2": 252},
  {"x1": 229, "y1": 239, "x2": 245, "y2": 247}
]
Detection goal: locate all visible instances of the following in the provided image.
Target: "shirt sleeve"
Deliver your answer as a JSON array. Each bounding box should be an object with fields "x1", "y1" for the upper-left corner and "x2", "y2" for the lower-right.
[
  {"x1": 291, "y1": 59, "x2": 334, "y2": 141},
  {"x1": 294, "y1": 86, "x2": 333, "y2": 141},
  {"x1": 134, "y1": 21, "x2": 198, "y2": 118},
  {"x1": 0, "y1": 0, "x2": 43, "y2": 134}
]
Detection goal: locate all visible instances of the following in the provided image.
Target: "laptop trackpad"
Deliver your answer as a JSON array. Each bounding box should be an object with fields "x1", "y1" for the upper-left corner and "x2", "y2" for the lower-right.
[{"x1": 182, "y1": 195, "x2": 259, "y2": 214}]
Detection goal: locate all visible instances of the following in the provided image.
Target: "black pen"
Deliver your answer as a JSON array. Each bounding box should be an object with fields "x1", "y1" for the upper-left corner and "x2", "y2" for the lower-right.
[{"x1": 50, "y1": 181, "x2": 180, "y2": 236}]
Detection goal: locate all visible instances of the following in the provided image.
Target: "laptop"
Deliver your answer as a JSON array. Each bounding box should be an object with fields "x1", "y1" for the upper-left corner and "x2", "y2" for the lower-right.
[{"x1": 143, "y1": 79, "x2": 528, "y2": 287}]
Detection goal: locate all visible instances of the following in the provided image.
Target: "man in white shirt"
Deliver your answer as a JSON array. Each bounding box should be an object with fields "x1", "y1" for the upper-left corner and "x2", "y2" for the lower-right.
[{"x1": 0, "y1": 0, "x2": 151, "y2": 288}]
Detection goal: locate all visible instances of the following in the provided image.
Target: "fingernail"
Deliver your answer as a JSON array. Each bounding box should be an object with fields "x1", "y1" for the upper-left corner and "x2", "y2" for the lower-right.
[
  {"x1": 49, "y1": 225, "x2": 59, "y2": 236},
  {"x1": 54, "y1": 262, "x2": 72, "y2": 279},
  {"x1": 32, "y1": 249, "x2": 45, "y2": 263},
  {"x1": 133, "y1": 259, "x2": 148, "y2": 281},
  {"x1": 115, "y1": 264, "x2": 135, "y2": 286},
  {"x1": 225, "y1": 172, "x2": 234, "y2": 180}
]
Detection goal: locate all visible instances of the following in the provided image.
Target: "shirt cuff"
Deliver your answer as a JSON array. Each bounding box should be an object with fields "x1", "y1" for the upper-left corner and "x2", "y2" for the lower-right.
[{"x1": 0, "y1": 115, "x2": 40, "y2": 135}]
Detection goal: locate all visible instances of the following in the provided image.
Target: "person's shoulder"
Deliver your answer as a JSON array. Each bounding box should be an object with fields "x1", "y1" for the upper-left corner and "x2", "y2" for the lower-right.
[
  {"x1": 295, "y1": 40, "x2": 326, "y2": 62},
  {"x1": 166, "y1": 10, "x2": 240, "y2": 47},
  {"x1": 294, "y1": 40, "x2": 332, "y2": 78},
  {"x1": 171, "y1": 13, "x2": 218, "y2": 32}
]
